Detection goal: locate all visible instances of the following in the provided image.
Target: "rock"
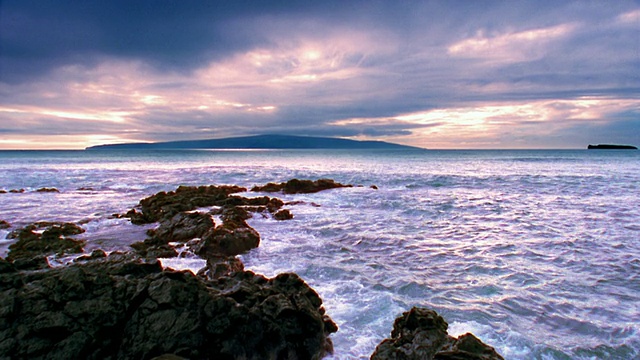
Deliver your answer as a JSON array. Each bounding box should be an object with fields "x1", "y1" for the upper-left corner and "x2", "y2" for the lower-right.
[
  {"x1": 251, "y1": 178, "x2": 353, "y2": 194},
  {"x1": 9, "y1": 188, "x2": 25, "y2": 193},
  {"x1": 131, "y1": 240, "x2": 179, "y2": 259},
  {"x1": 0, "y1": 220, "x2": 10, "y2": 229},
  {"x1": 371, "y1": 185, "x2": 379, "y2": 190},
  {"x1": 125, "y1": 185, "x2": 247, "y2": 224},
  {"x1": 196, "y1": 219, "x2": 260, "y2": 258},
  {"x1": 0, "y1": 190, "x2": 6, "y2": 194},
  {"x1": 6, "y1": 222, "x2": 86, "y2": 269},
  {"x1": 199, "y1": 256, "x2": 245, "y2": 280},
  {"x1": 150, "y1": 211, "x2": 215, "y2": 243},
  {"x1": 274, "y1": 209, "x2": 294, "y2": 220},
  {"x1": 74, "y1": 249, "x2": 108, "y2": 262},
  {"x1": 371, "y1": 307, "x2": 503, "y2": 360},
  {"x1": 0, "y1": 254, "x2": 337, "y2": 359},
  {"x1": 36, "y1": 187, "x2": 60, "y2": 193}
]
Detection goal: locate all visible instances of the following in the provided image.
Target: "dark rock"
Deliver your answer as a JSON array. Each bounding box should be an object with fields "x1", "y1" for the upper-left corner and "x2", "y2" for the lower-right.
[
  {"x1": 125, "y1": 185, "x2": 247, "y2": 224},
  {"x1": 196, "y1": 219, "x2": 260, "y2": 258},
  {"x1": 220, "y1": 206, "x2": 251, "y2": 222},
  {"x1": 9, "y1": 188, "x2": 25, "y2": 193},
  {"x1": 0, "y1": 189, "x2": 6, "y2": 194},
  {"x1": 0, "y1": 219, "x2": 10, "y2": 229},
  {"x1": 36, "y1": 187, "x2": 60, "y2": 193},
  {"x1": 251, "y1": 178, "x2": 353, "y2": 194},
  {"x1": 274, "y1": 209, "x2": 294, "y2": 220},
  {"x1": 131, "y1": 240, "x2": 179, "y2": 259},
  {"x1": 371, "y1": 185, "x2": 379, "y2": 190},
  {"x1": 6, "y1": 222, "x2": 86, "y2": 269},
  {"x1": 0, "y1": 257, "x2": 16, "y2": 273},
  {"x1": 371, "y1": 307, "x2": 503, "y2": 360},
  {"x1": 74, "y1": 249, "x2": 108, "y2": 262},
  {"x1": 266, "y1": 197, "x2": 285, "y2": 212},
  {"x1": 150, "y1": 211, "x2": 215, "y2": 243},
  {"x1": 0, "y1": 254, "x2": 337, "y2": 359},
  {"x1": 588, "y1": 144, "x2": 637, "y2": 150},
  {"x1": 199, "y1": 256, "x2": 245, "y2": 280}
]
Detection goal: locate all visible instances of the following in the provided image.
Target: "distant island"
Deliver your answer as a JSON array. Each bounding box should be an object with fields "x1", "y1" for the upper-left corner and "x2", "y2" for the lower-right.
[
  {"x1": 86, "y1": 134, "x2": 424, "y2": 151},
  {"x1": 587, "y1": 144, "x2": 638, "y2": 150}
]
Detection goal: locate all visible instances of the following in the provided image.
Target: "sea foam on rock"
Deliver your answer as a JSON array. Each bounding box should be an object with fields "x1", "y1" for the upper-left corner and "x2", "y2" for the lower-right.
[{"x1": 370, "y1": 307, "x2": 504, "y2": 359}]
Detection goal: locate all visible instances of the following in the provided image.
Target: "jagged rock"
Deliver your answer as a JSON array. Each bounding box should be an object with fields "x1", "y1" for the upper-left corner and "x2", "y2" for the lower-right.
[
  {"x1": 131, "y1": 240, "x2": 179, "y2": 259},
  {"x1": 9, "y1": 189, "x2": 25, "y2": 193},
  {"x1": 74, "y1": 249, "x2": 108, "y2": 262},
  {"x1": 219, "y1": 206, "x2": 251, "y2": 222},
  {"x1": 125, "y1": 185, "x2": 247, "y2": 224},
  {"x1": 251, "y1": 178, "x2": 353, "y2": 194},
  {"x1": 274, "y1": 209, "x2": 294, "y2": 220},
  {"x1": 0, "y1": 254, "x2": 337, "y2": 359},
  {"x1": 196, "y1": 219, "x2": 260, "y2": 258},
  {"x1": 150, "y1": 211, "x2": 215, "y2": 243},
  {"x1": 198, "y1": 256, "x2": 245, "y2": 280},
  {"x1": 6, "y1": 222, "x2": 86, "y2": 269},
  {"x1": 36, "y1": 187, "x2": 60, "y2": 193},
  {"x1": 0, "y1": 220, "x2": 10, "y2": 229},
  {"x1": 371, "y1": 307, "x2": 503, "y2": 360}
]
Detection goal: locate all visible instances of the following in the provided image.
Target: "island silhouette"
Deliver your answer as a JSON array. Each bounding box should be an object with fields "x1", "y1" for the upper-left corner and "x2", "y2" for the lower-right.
[{"x1": 86, "y1": 134, "x2": 425, "y2": 150}]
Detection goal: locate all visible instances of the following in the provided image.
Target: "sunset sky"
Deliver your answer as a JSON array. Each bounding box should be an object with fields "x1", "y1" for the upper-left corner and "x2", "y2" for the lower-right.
[{"x1": 1, "y1": 1, "x2": 639, "y2": 149}]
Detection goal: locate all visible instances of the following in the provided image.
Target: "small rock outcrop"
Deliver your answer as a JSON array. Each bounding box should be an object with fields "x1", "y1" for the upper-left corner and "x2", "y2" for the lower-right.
[
  {"x1": 124, "y1": 185, "x2": 247, "y2": 225},
  {"x1": 0, "y1": 220, "x2": 10, "y2": 229},
  {"x1": 0, "y1": 253, "x2": 337, "y2": 359},
  {"x1": 6, "y1": 222, "x2": 86, "y2": 270},
  {"x1": 251, "y1": 178, "x2": 352, "y2": 194},
  {"x1": 371, "y1": 307, "x2": 503, "y2": 360},
  {"x1": 150, "y1": 211, "x2": 215, "y2": 243},
  {"x1": 36, "y1": 187, "x2": 60, "y2": 193}
]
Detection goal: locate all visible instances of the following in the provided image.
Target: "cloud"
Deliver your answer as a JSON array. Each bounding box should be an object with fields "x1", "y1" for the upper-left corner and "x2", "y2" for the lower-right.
[
  {"x1": 448, "y1": 24, "x2": 576, "y2": 63},
  {"x1": 1, "y1": 1, "x2": 639, "y2": 149}
]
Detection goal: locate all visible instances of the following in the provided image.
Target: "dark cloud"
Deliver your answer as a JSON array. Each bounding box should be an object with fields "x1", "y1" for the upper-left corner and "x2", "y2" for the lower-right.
[{"x1": 1, "y1": 1, "x2": 639, "y2": 148}]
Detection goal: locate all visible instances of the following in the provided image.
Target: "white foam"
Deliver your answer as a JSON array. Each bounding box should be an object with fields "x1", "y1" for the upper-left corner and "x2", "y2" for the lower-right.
[{"x1": 158, "y1": 257, "x2": 206, "y2": 274}]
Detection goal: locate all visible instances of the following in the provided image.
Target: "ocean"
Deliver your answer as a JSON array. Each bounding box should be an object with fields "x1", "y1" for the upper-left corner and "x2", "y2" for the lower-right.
[{"x1": 1, "y1": 149, "x2": 639, "y2": 359}]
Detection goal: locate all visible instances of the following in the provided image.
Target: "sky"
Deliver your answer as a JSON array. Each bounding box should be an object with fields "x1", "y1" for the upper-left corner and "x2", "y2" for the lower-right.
[{"x1": 0, "y1": 1, "x2": 639, "y2": 149}]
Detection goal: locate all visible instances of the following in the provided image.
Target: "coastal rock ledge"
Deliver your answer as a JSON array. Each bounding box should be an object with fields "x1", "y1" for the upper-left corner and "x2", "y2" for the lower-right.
[{"x1": 0, "y1": 253, "x2": 337, "y2": 359}]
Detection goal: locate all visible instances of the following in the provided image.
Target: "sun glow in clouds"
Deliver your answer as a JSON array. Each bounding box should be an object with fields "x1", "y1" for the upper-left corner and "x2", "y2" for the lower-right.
[
  {"x1": 448, "y1": 24, "x2": 576, "y2": 62},
  {"x1": 331, "y1": 97, "x2": 640, "y2": 148}
]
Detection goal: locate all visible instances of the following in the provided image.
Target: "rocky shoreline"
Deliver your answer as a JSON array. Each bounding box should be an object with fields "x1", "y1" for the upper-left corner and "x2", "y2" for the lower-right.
[{"x1": 0, "y1": 179, "x2": 503, "y2": 359}]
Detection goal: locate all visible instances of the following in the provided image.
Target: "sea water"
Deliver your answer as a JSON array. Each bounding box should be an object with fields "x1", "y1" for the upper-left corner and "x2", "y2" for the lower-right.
[{"x1": 0, "y1": 149, "x2": 639, "y2": 359}]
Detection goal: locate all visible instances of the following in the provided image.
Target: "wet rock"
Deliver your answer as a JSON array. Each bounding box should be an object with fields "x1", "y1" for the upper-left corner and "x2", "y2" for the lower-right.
[
  {"x1": 371, "y1": 307, "x2": 503, "y2": 360},
  {"x1": 9, "y1": 188, "x2": 25, "y2": 193},
  {"x1": 220, "y1": 206, "x2": 252, "y2": 222},
  {"x1": 0, "y1": 254, "x2": 337, "y2": 359},
  {"x1": 6, "y1": 222, "x2": 86, "y2": 269},
  {"x1": 0, "y1": 190, "x2": 6, "y2": 194},
  {"x1": 125, "y1": 185, "x2": 247, "y2": 224},
  {"x1": 131, "y1": 240, "x2": 179, "y2": 259},
  {"x1": 150, "y1": 211, "x2": 215, "y2": 243},
  {"x1": 274, "y1": 209, "x2": 294, "y2": 220},
  {"x1": 74, "y1": 249, "x2": 108, "y2": 262},
  {"x1": 198, "y1": 256, "x2": 245, "y2": 280},
  {"x1": 0, "y1": 219, "x2": 10, "y2": 229},
  {"x1": 196, "y1": 219, "x2": 260, "y2": 258},
  {"x1": 36, "y1": 187, "x2": 60, "y2": 193},
  {"x1": 251, "y1": 178, "x2": 353, "y2": 194},
  {"x1": 371, "y1": 185, "x2": 379, "y2": 190}
]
